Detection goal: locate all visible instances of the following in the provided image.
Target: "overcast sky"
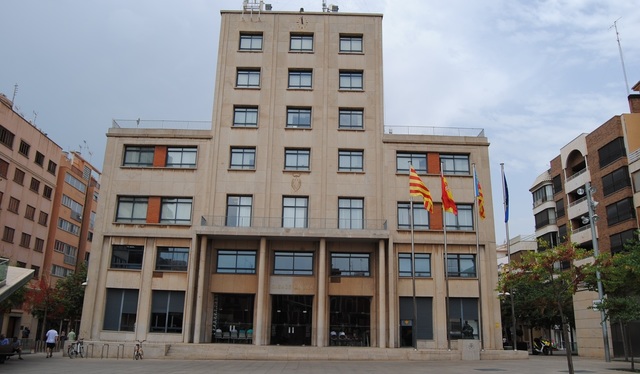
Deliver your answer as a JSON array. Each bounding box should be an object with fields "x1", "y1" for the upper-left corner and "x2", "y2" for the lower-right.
[{"x1": 2, "y1": 0, "x2": 639, "y2": 244}]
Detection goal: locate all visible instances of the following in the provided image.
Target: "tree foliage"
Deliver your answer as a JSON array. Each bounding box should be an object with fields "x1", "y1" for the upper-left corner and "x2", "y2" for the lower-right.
[
  {"x1": 0, "y1": 285, "x2": 27, "y2": 314},
  {"x1": 54, "y1": 263, "x2": 87, "y2": 324}
]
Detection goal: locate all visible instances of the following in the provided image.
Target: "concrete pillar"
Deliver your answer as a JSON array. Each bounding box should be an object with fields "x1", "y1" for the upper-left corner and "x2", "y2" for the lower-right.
[
  {"x1": 255, "y1": 237, "x2": 268, "y2": 345},
  {"x1": 316, "y1": 239, "x2": 327, "y2": 347},
  {"x1": 378, "y1": 240, "x2": 386, "y2": 348},
  {"x1": 387, "y1": 238, "x2": 396, "y2": 348},
  {"x1": 192, "y1": 236, "x2": 208, "y2": 343}
]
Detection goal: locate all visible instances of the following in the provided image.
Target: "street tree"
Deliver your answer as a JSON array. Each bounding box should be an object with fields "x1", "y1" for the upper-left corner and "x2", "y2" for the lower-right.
[{"x1": 54, "y1": 263, "x2": 87, "y2": 329}]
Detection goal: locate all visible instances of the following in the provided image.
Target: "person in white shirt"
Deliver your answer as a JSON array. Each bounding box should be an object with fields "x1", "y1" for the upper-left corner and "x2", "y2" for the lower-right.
[{"x1": 45, "y1": 328, "x2": 58, "y2": 358}]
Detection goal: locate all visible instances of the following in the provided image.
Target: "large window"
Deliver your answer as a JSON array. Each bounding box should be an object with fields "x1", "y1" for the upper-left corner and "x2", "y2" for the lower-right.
[
  {"x1": 274, "y1": 251, "x2": 314, "y2": 275},
  {"x1": 65, "y1": 173, "x2": 87, "y2": 193},
  {"x1": 111, "y1": 245, "x2": 144, "y2": 270},
  {"x1": 331, "y1": 253, "x2": 370, "y2": 277},
  {"x1": 236, "y1": 69, "x2": 260, "y2": 88},
  {"x1": 534, "y1": 208, "x2": 556, "y2": 230},
  {"x1": 338, "y1": 198, "x2": 364, "y2": 229},
  {"x1": 633, "y1": 170, "x2": 640, "y2": 193},
  {"x1": 398, "y1": 253, "x2": 431, "y2": 277},
  {"x1": 339, "y1": 71, "x2": 363, "y2": 90},
  {"x1": 447, "y1": 254, "x2": 476, "y2": 278},
  {"x1": 598, "y1": 137, "x2": 626, "y2": 168},
  {"x1": 552, "y1": 174, "x2": 563, "y2": 194},
  {"x1": 230, "y1": 147, "x2": 256, "y2": 169},
  {"x1": 226, "y1": 196, "x2": 252, "y2": 227},
  {"x1": 0, "y1": 125, "x2": 15, "y2": 149},
  {"x1": 556, "y1": 199, "x2": 565, "y2": 218},
  {"x1": 290, "y1": 33, "x2": 313, "y2": 51},
  {"x1": 160, "y1": 197, "x2": 193, "y2": 224},
  {"x1": 0, "y1": 158, "x2": 8, "y2": 178},
  {"x1": 62, "y1": 194, "x2": 83, "y2": 218},
  {"x1": 397, "y1": 202, "x2": 429, "y2": 230},
  {"x1": 444, "y1": 204, "x2": 474, "y2": 231},
  {"x1": 339, "y1": 35, "x2": 363, "y2": 52},
  {"x1": 239, "y1": 33, "x2": 263, "y2": 50},
  {"x1": 399, "y1": 297, "x2": 433, "y2": 345},
  {"x1": 288, "y1": 70, "x2": 312, "y2": 89},
  {"x1": 103, "y1": 288, "x2": 138, "y2": 331},
  {"x1": 449, "y1": 298, "x2": 478, "y2": 340},
  {"x1": 532, "y1": 185, "x2": 554, "y2": 207},
  {"x1": 150, "y1": 290, "x2": 185, "y2": 333},
  {"x1": 212, "y1": 294, "x2": 254, "y2": 336},
  {"x1": 282, "y1": 196, "x2": 308, "y2": 228},
  {"x1": 58, "y1": 218, "x2": 80, "y2": 235},
  {"x1": 440, "y1": 154, "x2": 470, "y2": 175},
  {"x1": 329, "y1": 296, "x2": 371, "y2": 346},
  {"x1": 156, "y1": 247, "x2": 189, "y2": 271},
  {"x1": 2, "y1": 226, "x2": 15, "y2": 243},
  {"x1": 54, "y1": 240, "x2": 78, "y2": 265},
  {"x1": 116, "y1": 196, "x2": 148, "y2": 223},
  {"x1": 29, "y1": 177, "x2": 40, "y2": 193},
  {"x1": 166, "y1": 147, "x2": 197, "y2": 168},
  {"x1": 216, "y1": 250, "x2": 256, "y2": 274},
  {"x1": 602, "y1": 166, "x2": 631, "y2": 196},
  {"x1": 284, "y1": 149, "x2": 310, "y2": 171},
  {"x1": 18, "y1": 140, "x2": 30, "y2": 157},
  {"x1": 123, "y1": 146, "x2": 154, "y2": 167},
  {"x1": 606, "y1": 198, "x2": 635, "y2": 226},
  {"x1": 233, "y1": 106, "x2": 258, "y2": 127},
  {"x1": 338, "y1": 109, "x2": 363, "y2": 129},
  {"x1": 610, "y1": 229, "x2": 637, "y2": 255},
  {"x1": 396, "y1": 153, "x2": 426, "y2": 173},
  {"x1": 13, "y1": 168, "x2": 25, "y2": 185},
  {"x1": 338, "y1": 150, "x2": 363, "y2": 172},
  {"x1": 286, "y1": 107, "x2": 312, "y2": 128}
]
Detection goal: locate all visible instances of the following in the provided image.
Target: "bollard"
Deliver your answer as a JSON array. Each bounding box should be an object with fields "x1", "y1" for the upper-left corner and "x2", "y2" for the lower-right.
[
  {"x1": 86, "y1": 343, "x2": 95, "y2": 358},
  {"x1": 117, "y1": 344, "x2": 125, "y2": 359},
  {"x1": 101, "y1": 344, "x2": 109, "y2": 359}
]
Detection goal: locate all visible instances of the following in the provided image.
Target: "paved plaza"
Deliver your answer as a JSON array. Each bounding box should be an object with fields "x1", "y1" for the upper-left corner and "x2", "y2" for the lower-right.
[{"x1": 0, "y1": 353, "x2": 633, "y2": 374}]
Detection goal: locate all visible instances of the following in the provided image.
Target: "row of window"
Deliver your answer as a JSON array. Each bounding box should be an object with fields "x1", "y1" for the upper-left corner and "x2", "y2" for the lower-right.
[
  {"x1": 0, "y1": 125, "x2": 58, "y2": 174},
  {"x1": 123, "y1": 146, "x2": 197, "y2": 168},
  {"x1": 236, "y1": 69, "x2": 363, "y2": 90},
  {"x1": 0, "y1": 158, "x2": 54, "y2": 199},
  {"x1": 0, "y1": 193, "x2": 49, "y2": 225},
  {"x1": 2, "y1": 226, "x2": 45, "y2": 252},
  {"x1": 234, "y1": 107, "x2": 364, "y2": 129},
  {"x1": 239, "y1": 32, "x2": 363, "y2": 54}
]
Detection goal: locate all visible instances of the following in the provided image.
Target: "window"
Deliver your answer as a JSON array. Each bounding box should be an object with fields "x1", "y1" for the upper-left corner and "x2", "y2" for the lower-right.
[
  {"x1": 62, "y1": 194, "x2": 83, "y2": 219},
  {"x1": 239, "y1": 33, "x2": 263, "y2": 50},
  {"x1": 552, "y1": 174, "x2": 562, "y2": 194},
  {"x1": 54, "y1": 240, "x2": 78, "y2": 265},
  {"x1": 8, "y1": 197, "x2": 19, "y2": 213},
  {"x1": 236, "y1": 69, "x2": 260, "y2": 88},
  {"x1": 290, "y1": 33, "x2": 313, "y2": 51},
  {"x1": 606, "y1": 198, "x2": 635, "y2": 226},
  {"x1": 555, "y1": 199, "x2": 565, "y2": 219},
  {"x1": 116, "y1": 196, "x2": 148, "y2": 223},
  {"x1": 34, "y1": 238, "x2": 44, "y2": 252},
  {"x1": 398, "y1": 253, "x2": 431, "y2": 277},
  {"x1": 2, "y1": 226, "x2": 15, "y2": 243},
  {"x1": 288, "y1": 70, "x2": 312, "y2": 89},
  {"x1": 103, "y1": 288, "x2": 138, "y2": 331},
  {"x1": 65, "y1": 173, "x2": 87, "y2": 193},
  {"x1": 123, "y1": 146, "x2": 154, "y2": 167},
  {"x1": 633, "y1": 170, "x2": 640, "y2": 193},
  {"x1": 532, "y1": 184, "x2": 553, "y2": 207},
  {"x1": 216, "y1": 250, "x2": 256, "y2": 274},
  {"x1": 51, "y1": 264, "x2": 73, "y2": 277},
  {"x1": 31, "y1": 265, "x2": 40, "y2": 279},
  {"x1": 339, "y1": 35, "x2": 363, "y2": 52},
  {"x1": 20, "y1": 233, "x2": 31, "y2": 248},
  {"x1": 284, "y1": 149, "x2": 310, "y2": 171},
  {"x1": 18, "y1": 140, "x2": 30, "y2": 157},
  {"x1": 444, "y1": 204, "x2": 474, "y2": 231},
  {"x1": 166, "y1": 147, "x2": 197, "y2": 168},
  {"x1": 338, "y1": 150, "x2": 363, "y2": 172},
  {"x1": 47, "y1": 160, "x2": 57, "y2": 175},
  {"x1": 533, "y1": 209, "x2": 556, "y2": 230},
  {"x1": 58, "y1": 218, "x2": 80, "y2": 235},
  {"x1": 0, "y1": 125, "x2": 15, "y2": 149},
  {"x1": 447, "y1": 254, "x2": 476, "y2": 278},
  {"x1": 43, "y1": 185, "x2": 53, "y2": 199},
  {"x1": 274, "y1": 251, "x2": 314, "y2": 275},
  {"x1": 397, "y1": 202, "x2": 430, "y2": 230},
  {"x1": 610, "y1": 229, "x2": 637, "y2": 255},
  {"x1": 226, "y1": 196, "x2": 252, "y2": 227},
  {"x1": 150, "y1": 290, "x2": 185, "y2": 333},
  {"x1": 25, "y1": 205, "x2": 35, "y2": 220},
  {"x1": 282, "y1": 196, "x2": 308, "y2": 228},
  {"x1": 111, "y1": 244, "x2": 144, "y2": 269},
  {"x1": 13, "y1": 168, "x2": 25, "y2": 185},
  {"x1": 331, "y1": 253, "x2": 370, "y2": 277},
  {"x1": 440, "y1": 154, "x2": 470, "y2": 175},
  {"x1": 602, "y1": 166, "x2": 631, "y2": 196},
  {"x1": 82, "y1": 165, "x2": 91, "y2": 181},
  {"x1": 35, "y1": 152, "x2": 45, "y2": 166},
  {"x1": 38, "y1": 211, "x2": 48, "y2": 226},
  {"x1": 339, "y1": 71, "x2": 363, "y2": 90},
  {"x1": 449, "y1": 298, "x2": 478, "y2": 340},
  {"x1": 160, "y1": 197, "x2": 193, "y2": 224},
  {"x1": 558, "y1": 224, "x2": 568, "y2": 243},
  {"x1": 396, "y1": 153, "x2": 426, "y2": 173},
  {"x1": 338, "y1": 198, "x2": 364, "y2": 229},
  {"x1": 598, "y1": 137, "x2": 626, "y2": 168},
  {"x1": 233, "y1": 106, "x2": 258, "y2": 127},
  {"x1": 338, "y1": 109, "x2": 363, "y2": 129},
  {"x1": 0, "y1": 158, "x2": 8, "y2": 178},
  {"x1": 29, "y1": 177, "x2": 40, "y2": 193},
  {"x1": 156, "y1": 247, "x2": 189, "y2": 271},
  {"x1": 286, "y1": 107, "x2": 312, "y2": 128},
  {"x1": 230, "y1": 147, "x2": 256, "y2": 169}
]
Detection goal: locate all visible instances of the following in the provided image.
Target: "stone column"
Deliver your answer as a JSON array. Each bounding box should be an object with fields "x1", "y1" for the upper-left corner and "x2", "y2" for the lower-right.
[
  {"x1": 316, "y1": 239, "x2": 327, "y2": 347},
  {"x1": 254, "y1": 237, "x2": 268, "y2": 345},
  {"x1": 378, "y1": 239, "x2": 386, "y2": 348},
  {"x1": 192, "y1": 235, "x2": 208, "y2": 343}
]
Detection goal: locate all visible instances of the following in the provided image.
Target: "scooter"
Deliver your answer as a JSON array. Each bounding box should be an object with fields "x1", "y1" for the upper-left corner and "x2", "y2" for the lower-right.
[{"x1": 532, "y1": 337, "x2": 553, "y2": 355}]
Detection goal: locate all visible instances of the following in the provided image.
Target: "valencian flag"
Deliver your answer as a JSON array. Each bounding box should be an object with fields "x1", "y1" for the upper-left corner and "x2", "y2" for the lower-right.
[
  {"x1": 409, "y1": 166, "x2": 433, "y2": 213},
  {"x1": 473, "y1": 169, "x2": 486, "y2": 219},
  {"x1": 441, "y1": 173, "x2": 458, "y2": 215}
]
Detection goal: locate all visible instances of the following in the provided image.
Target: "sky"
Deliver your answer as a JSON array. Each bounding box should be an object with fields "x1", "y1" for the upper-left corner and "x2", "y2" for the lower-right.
[{"x1": 2, "y1": 0, "x2": 639, "y2": 245}]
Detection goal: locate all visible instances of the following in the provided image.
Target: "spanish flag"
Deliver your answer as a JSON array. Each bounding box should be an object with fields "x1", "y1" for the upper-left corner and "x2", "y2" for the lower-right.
[
  {"x1": 473, "y1": 168, "x2": 486, "y2": 220},
  {"x1": 441, "y1": 173, "x2": 458, "y2": 215},
  {"x1": 409, "y1": 166, "x2": 433, "y2": 213}
]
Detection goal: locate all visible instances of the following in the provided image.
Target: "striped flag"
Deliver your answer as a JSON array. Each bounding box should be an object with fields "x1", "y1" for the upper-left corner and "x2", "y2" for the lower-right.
[
  {"x1": 474, "y1": 168, "x2": 486, "y2": 220},
  {"x1": 409, "y1": 166, "x2": 433, "y2": 213},
  {"x1": 441, "y1": 173, "x2": 458, "y2": 215}
]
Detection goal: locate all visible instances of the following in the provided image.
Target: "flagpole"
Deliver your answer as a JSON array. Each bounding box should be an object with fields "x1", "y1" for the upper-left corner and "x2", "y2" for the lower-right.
[
  {"x1": 409, "y1": 196, "x2": 418, "y2": 350},
  {"x1": 473, "y1": 164, "x2": 484, "y2": 350},
  {"x1": 441, "y1": 164, "x2": 451, "y2": 351},
  {"x1": 501, "y1": 163, "x2": 517, "y2": 351}
]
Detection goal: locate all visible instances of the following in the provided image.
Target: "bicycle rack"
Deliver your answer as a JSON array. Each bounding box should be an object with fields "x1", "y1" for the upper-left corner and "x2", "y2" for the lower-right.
[
  {"x1": 101, "y1": 344, "x2": 109, "y2": 359},
  {"x1": 86, "y1": 343, "x2": 95, "y2": 358},
  {"x1": 116, "y1": 344, "x2": 125, "y2": 359}
]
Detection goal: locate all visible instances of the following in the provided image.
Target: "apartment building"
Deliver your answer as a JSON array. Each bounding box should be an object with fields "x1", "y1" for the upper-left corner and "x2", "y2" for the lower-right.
[
  {"x1": 530, "y1": 82, "x2": 640, "y2": 358},
  {"x1": 80, "y1": 5, "x2": 503, "y2": 355}
]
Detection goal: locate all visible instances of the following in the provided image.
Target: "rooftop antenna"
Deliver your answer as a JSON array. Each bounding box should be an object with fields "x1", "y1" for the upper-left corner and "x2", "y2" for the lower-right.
[
  {"x1": 609, "y1": 18, "x2": 630, "y2": 96},
  {"x1": 11, "y1": 84, "x2": 18, "y2": 110},
  {"x1": 32, "y1": 111, "x2": 37, "y2": 125}
]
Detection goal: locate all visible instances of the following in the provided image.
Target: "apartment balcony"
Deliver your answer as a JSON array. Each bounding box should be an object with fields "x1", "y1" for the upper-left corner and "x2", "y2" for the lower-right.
[
  {"x1": 567, "y1": 196, "x2": 589, "y2": 220},
  {"x1": 570, "y1": 224, "x2": 594, "y2": 245},
  {"x1": 564, "y1": 168, "x2": 590, "y2": 194}
]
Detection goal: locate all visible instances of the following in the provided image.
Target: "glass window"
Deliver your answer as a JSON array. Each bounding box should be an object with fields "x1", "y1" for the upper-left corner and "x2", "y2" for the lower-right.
[
  {"x1": 166, "y1": 147, "x2": 197, "y2": 168},
  {"x1": 329, "y1": 296, "x2": 372, "y2": 346},
  {"x1": 29, "y1": 178, "x2": 40, "y2": 193},
  {"x1": 338, "y1": 150, "x2": 363, "y2": 172},
  {"x1": 150, "y1": 290, "x2": 185, "y2": 333},
  {"x1": 62, "y1": 194, "x2": 83, "y2": 218},
  {"x1": 0, "y1": 158, "x2": 8, "y2": 178},
  {"x1": 2, "y1": 226, "x2": 15, "y2": 243},
  {"x1": 339, "y1": 109, "x2": 363, "y2": 129},
  {"x1": 598, "y1": 137, "x2": 626, "y2": 168},
  {"x1": 532, "y1": 184, "x2": 553, "y2": 207},
  {"x1": 290, "y1": 34, "x2": 313, "y2": 51},
  {"x1": 239, "y1": 33, "x2": 263, "y2": 50},
  {"x1": 160, "y1": 197, "x2": 193, "y2": 224},
  {"x1": 556, "y1": 199, "x2": 565, "y2": 218},
  {"x1": 284, "y1": 149, "x2": 310, "y2": 171},
  {"x1": 339, "y1": 35, "x2": 363, "y2": 52},
  {"x1": 288, "y1": 70, "x2": 312, "y2": 89},
  {"x1": 534, "y1": 208, "x2": 557, "y2": 230},
  {"x1": 43, "y1": 185, "x2": 53, "y2": 199},
  {"x1": 633, "y1": 170, "x2": 640, "y2": 193},
  {"x1": 226, "y1": 196, "x2": 252, "y2": 227},
  {"x1": 19, "y1": 233, "x2": 31, "y2": 248},
  {"x1": 449, "y1": 298, "x2": 478, "y2": 340},
  {"x1": 216, "y1": 250, "x2": 256, "y2": 274},
  {"x1": 47, "y1": 160, "x2": 57, "y2": 175},
  {"x1": 602, "y1": 166, "x2": 631, "y2": 196},
  {"x1": 610, "y1": 229, "x2": 637, "y2": 255},
  {"x1": 156, "y1": 247, "x2": 189, "y2": 271},
  {"x1": 396, "y1": 153, "x2": 426, "y2": 173},
  {"x1": 447, "y1": 254, "x2": 476, "y2": 278},
  {"x1": 233, "y1": 106, "x2": 258, "y2": 127},
  {"x1": 35, "y1": 151, "x2": 45, "y2": 166},
  {"x1": 339, "y1": 71, "x2": 363, "y2": 90},
  {"x1": 8, "y1": 197, "x2": 19, "y2": 213},
  {"x1": 212, "y1": 293, "x2": 254, "y2": 336},
  {"x1": 398, "y1": 253, "x2": 431, "y2": 277},
  {"x1": 236, "y1": 69, "x2": 260, "y2": 88},
  {"x1": 38, "y1": 211, "x2": 48, "y2": 226},
  {"x1": 338, "y1": 198, "x2": 364, "y2": 229},
  {"x1": 606, "y1": 198, "x2": 635, "y2": 226},
  {"x1": 111, "y1": 245, "x2": 144, "y2": 269},
  {"x1": 18, "y1": 140, "x2": 30, "y2": 157},
  {"x1": 445, "y1": 204, "x2": 474, "y2": 231},
  {"x1": 0, "y1": 125, "x2": 15, "y2": 149},
  {"x1": 25, "y1": 205, "x2": 36, "y2": 220},
  {"x1": 230, "y1": 147, "x2": 256, "y2": 169},
  {"x1": 116, "y1": 196, "x2": 148, "y2": 223},
  {"x1": 397, "y1": 202, "x2": 429, "y2": 230},
  {"x1": 283, "y1": 196, "x2": 308, "y2": 228},
  {"x1": 274, "y1": 251, "x2": 314, "y2": 275},
  {"x1": 123, "y1": 146, "x2": 154, "y2": 167},
  {"x1": 103, "y1": 288, "x2": 138, "y2": 331},
  {"x1": 65, "y1": 173, "x2": 87, "y2": 193},
  {"x1": 440, "y1": 154, "x2": 470, "y2": 175},
  {"x1": 13, "y1": 168, "x2": 25, "y2": 185},
  {"x1": 287, "y1": 108, "x2": 312, "y2": 128},
  {"x1": 331, "y1": 253, "x2": 370, "y2": 277},
  {"x1": 57, "y1": 218, "x2": 80, "y2": 235}
]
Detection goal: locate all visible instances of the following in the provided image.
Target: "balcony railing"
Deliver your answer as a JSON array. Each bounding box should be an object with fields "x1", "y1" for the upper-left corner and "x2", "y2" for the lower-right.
[
  {"x1": 112, "y1": 119, "x2": 211, "y2": 130},
  {"x1": 569, "y1": 196, "x2": 586, "y2": 208},
  {"x1": 572, "y1": 224, "x2": 591, "y2": 234},
  {"x1": 0, "y1": 258, "x2": 8, "y2": 287},
  {"x1": 200, "y1": 216, "x2": 388, "y2": 231},
  {"x1": 384, "y1": 125, "x2": 484, "y2": 137},
  {"x1": 565, "y1": 168, "x2": 587, "y2": 183}
]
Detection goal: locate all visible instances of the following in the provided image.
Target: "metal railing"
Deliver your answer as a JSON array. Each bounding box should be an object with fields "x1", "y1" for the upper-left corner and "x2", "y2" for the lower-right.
[
  {"x1": 200, "y1": 216, "x2": 388, "y2": 231},
  {"x1": 565, "y1": 168, "x2": 587, "y2": 182},
  {"x1": 112, "y1": 119, "x2": 211, "y2": 130},
  {"x1": 384, "y1": 125, "x2": 484, "y2": 137}
]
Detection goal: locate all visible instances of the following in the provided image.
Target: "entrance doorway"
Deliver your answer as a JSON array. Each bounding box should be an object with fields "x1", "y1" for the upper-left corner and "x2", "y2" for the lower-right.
[{"x1": 270, "y1": 295, "x2": 313, "y2": 346}]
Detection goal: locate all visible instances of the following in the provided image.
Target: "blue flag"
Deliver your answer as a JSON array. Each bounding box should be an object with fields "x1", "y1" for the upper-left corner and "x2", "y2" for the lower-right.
[{"x1": 503, "y1": 175, "x2": 509, "y2": 223}]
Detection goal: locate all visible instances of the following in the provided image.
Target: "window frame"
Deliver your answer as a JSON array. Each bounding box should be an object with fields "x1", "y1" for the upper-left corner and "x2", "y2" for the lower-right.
[
  {"x1": 0, "y1": 125, "x2": 15, "y2": 149},
  {"x1": 123, "y1": 146, "x2": 155, "y2": 167},
  {"x1": 444, "y1": 204, "x2": 474, "y2": 231},
  {"x1": 166, "y1": 147, "x2": 197, "y2": 168},
  {"x1": 339, "y1": 71, "x2": 363, "y2": 90},
  {"x1": 289, "y1": 33, "x2": 314, "y2": 52},
  {"x1": 284, "y1": 149, "x2": 310, "y2": 171},
  {"x1": 338, "y1": 108, "x2": 364, "y2": 129},
  {"x1": 160, "y1": 197, "x2": 193, "y2": 225},
  {"x1": 602, "y1": 166, "x2": 631, "y2": 196},
  {"x1": 110, "y1": 244, "x2": 144, "y2": 270},
  {"x1": 239, "y1": 33, "x2": 263, "y2": 51},
  {"x1": 397, "y1": 202, "x2": 430, "y2": 230},
  {"x1": 440, "y1": 154, "x2": 470, "y2": 175},
  {"x1": 116, "y1": 196, "x2": 149, "y2": 223},
  {"x1": 339, "y1": 34, "x2": 363, "y2": 53},
  {"x1": 216, "y1": 249, "x2": 257, "y2": 274},
  {"x1": 447, "y1": 254, "x2": 477, "y2": 278},
  {"x1": 18, "y1": 140, "x2": 30, "y2": 158},
  {"x1": 282, "y1": 196, "x2": 309, "y2": 228},
  {"x1": 156, "y1": 247, "x2": 189, "y2": 272},
  {"x1": 398, "y1": 253, "x2": 431, "y2": 277},
  {"x1": 226, "y1": 195, "x2": 252, "y2": 227},
  {"x1": 330, "y1": 252, "x2": 370, "y2": 277},
  {"x1": 233, "y1": 106, "x2": 259, "y2": 127},
  {"x1": 103, "y1": 288, "x2": 138, "y2": 332},
  {"x1": 150, "y1": 290, "x2": 185, "y2": 334},
  {"x1": 338, "y1": 197, "x2": 364, "y2": 229},
  {"x1": 396, "y1": 152, "x2": 427, "y2": 174},
  {"x1": 338, "y1": 150, "x2": 364, "y2": 172},
  {"x1": 606, "y1": 198, "x2": 635, "y2": 226},
  {"x1": 288, "y1": 70, "x2": 313, "y2": 89},
  {"x1": 230, "y1": 147, "x2": 256, "y2": 170},
  {"x1": 273, "y1": 251, "x2": 314, "y2": 275},
  {"x1": 236, "y1": 69, "x2": 261, "y2": 88},
  {"x1": 286, "y1": 107, "x2": 312, "y2": 128}
]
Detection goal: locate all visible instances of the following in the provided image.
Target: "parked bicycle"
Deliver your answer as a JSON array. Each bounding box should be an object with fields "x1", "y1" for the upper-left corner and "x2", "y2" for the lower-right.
[
  {"x1": 133, "y1": 340, "x2": 145, "y2": 360},
  {"x1": 67, "y1": 339, "x2": 84, "y2": 359}
]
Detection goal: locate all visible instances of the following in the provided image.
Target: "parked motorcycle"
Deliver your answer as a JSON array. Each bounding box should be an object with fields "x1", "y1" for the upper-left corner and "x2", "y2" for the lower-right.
[{"x1": 532, "y1": 337, "x2": 553, "y2": 355}]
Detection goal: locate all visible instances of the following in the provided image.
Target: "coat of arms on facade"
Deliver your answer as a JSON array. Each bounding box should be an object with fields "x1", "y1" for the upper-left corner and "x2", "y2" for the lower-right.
[{"x1": 291, "y1": 174, "x2": 301, "y2": 192}]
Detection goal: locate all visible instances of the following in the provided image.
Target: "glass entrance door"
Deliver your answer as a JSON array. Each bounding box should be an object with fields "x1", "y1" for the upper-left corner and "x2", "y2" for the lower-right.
[{"x1": 270, "y1": 295, "x2": 313, "y2": 346}]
